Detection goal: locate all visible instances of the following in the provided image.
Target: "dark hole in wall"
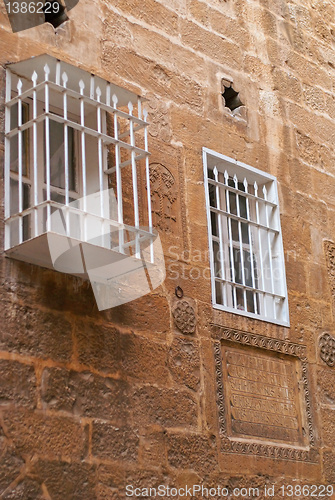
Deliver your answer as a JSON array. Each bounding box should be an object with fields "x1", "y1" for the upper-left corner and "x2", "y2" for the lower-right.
[
  {"x1": 44, "y1": 0, "x2": 69, "y2": 28},
  {"x1": 222, "y1": 84, "x2": 243, "y2": 112}
]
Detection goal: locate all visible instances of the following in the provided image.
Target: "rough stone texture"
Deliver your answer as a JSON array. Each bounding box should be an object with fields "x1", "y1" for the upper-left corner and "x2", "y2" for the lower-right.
[
  {"x1": 167, "y1": 433, "x2": 218, "y2": 474},
  {"x1": 0, "y1": 0, "x2": 334, "y2": 494},
  {"x1": 168, "y1": 337, "x2": 200, "y2": 391},
  {"x1": 0, "y1": 449, "x2": 24, "y2": 496},
  {"x1": 132, "y1": 386, "x2": 198, "y2": 428},
  {"x1": 0, "y1": 302, "x2": 72, "y2": 361},
  {"x1": 0, "y1": 359, "x2": 36, "y2": 408},
  {"x1": 41, "y1": 367, "x2": 129, "y2": 422},
  {"x1": 3, "y1": 408, "x2": 88, "y2": 460},
  {"x1": 92, "y1": 422, "x2": 139, "y2": 463},
  {"x1": 317, "y1": 367, "x2": 335, "y2": 404},
  {"x1": 31, "y1": 459, "x2": 97, "y2": 500}
]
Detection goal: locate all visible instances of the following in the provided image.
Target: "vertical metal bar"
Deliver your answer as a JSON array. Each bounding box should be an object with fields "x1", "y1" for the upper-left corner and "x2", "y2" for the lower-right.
[
  {"x1": 137, "y1": 96, "x2": 142, "y2": 120},
  {"x1": 32, "y1": 71, "x2": 39, "y2": 237},
  {"x1": 243, "y1": 178, "x2": 257, "y2": 314},
  {"x1": 263, "y1": 185, "x2": 276, "y2": 319},
  {"x1": 143, "y1": 108, "x2": 153, "y2": 263},
  {"x1": 17, "y1": 79, "x2": 23, "y2": 244},
  {"x1": 112, "y1": 94, "x2": 124, "y2": 254},
  {"x1": 213, "y1": 167, "x2": 227, "y2": 306},
  {"x1": 96, "y1": 87, "x2": 104, "y2": 218},
  {"x1": 106, "y1": 82, "x2": 111, "y2": 107},
  {"x1": 4, "y1": 68, "x2": 12, "y2": 249},
  {"x1": 254, "y1": 181, "x2": 266, "y2": 317},
  {"x1": 234, "y1": 174, "x2": 247, "y2": 311},
  {"x1": 62, "y1": 72, "x2": 70, "y2": 237},
  {"x1": 224, "y1": 170, "x2": 237, "y2": 309},
  {"x1": 90, "y1": 74, "x2": 95, "y2": 100},
  {"x1": 44, "y1": 64, "x2": 51, "y2": 232},
  {"x1": 128, "y1": 101, "x2": 140, "y2": 258},
  {"x1": 55, "y1": 60, "x2": 61, "y2": 85},
  {"x1": 79, "y1": 80, "x2": 87, "y2": 238}
]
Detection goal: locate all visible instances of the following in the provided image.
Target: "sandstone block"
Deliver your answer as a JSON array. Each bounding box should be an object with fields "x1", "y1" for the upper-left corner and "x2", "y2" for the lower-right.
[
  {"x1": 168, "y1": 337, "x2": 200, "y2": 391},
  {"x1": 120, "y1": 332, "x2": 169, "y2": 385},
  {"x1": 41, "y1": 367, "x2": 129, "y2": 422},
  {"x1": 92, "y1": 422, "x2": 139, "y2": 462},
  {"x1": 132, "y1": 386, "x2": 198, "y2": 428},
  {"x1": 323, "y1": 450, "x2": 335, "y2": 482},
  {"x1": 167, "y1": 433, "x2": 218, "y2": 473},
  {"x1": 0, "y1": 302, "x2": 72, "y2": 362},
  {"x1": 0, "y1": 449, "x2": 24, "y2": 496},
  {"x1": 110, "y1": 293, "x2": 170, "y2": 336},
  {"x1": 0, "y1": 359, "x2": 36, "y2": 409},
  {"x1": 75, "y1": 320, "x2": 121, "y2": 374},
  {"x1": 31, "y1": 459, "x2": 97, "y2": 500},
  {"x1": 3, "y1": 408, "x2": 88, "y2": 459},
  {"x1": 320, "y1": 408, "x2": 335, "y2": 448},
  {"x1": 2, "y1": 478, "x2": 42, "y2": 500},
  {"x1": 317, "y1": 367, "x2": 335, "y2": 404}
]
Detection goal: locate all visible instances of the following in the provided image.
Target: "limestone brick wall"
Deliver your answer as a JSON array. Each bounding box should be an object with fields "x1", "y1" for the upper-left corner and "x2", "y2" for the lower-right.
[{"x1": 0, "y1": 0, "x2": 335, "y2": 498}]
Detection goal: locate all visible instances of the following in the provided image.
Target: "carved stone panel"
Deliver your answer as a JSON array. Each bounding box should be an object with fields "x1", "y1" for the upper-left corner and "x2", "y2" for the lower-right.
[
  {"x1": 149, "y1": 163, "x2": 177, "y2": 233},
  {"x1": 213, "y1": 327, "x2": 317, "y2": 463},
  {"x1": 172, "y1": 300, "x2": 196, "y2": 335},
  {"x1": 319, "y1": 333, "x2": 335, "y2": 367},
  {"x1": 222, "y1": 345, "x2": 304, "y2": 445}
]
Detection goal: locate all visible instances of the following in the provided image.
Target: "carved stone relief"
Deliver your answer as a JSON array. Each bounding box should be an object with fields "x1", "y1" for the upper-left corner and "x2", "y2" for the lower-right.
[
  {"x1": 213, "y1": 326, "x2": 317, "y2": 463},
  {"x1": 172, "y1": 300, "x2": 196, "y2": 335},
  {"x1": 319, "y1": 333, "x2": 335, "y2": 367},
  {"x1": 324, "y1": 240, "x2": 335, "y2": 298},
  {"x1": 149, "y1": 163, "x2": 177, "y2": 233}
]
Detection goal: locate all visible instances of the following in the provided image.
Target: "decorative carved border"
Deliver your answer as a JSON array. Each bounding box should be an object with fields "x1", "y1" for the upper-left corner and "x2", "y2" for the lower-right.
[{"x1": 213, "y1": 326, "x2": 318, "y2": 463}]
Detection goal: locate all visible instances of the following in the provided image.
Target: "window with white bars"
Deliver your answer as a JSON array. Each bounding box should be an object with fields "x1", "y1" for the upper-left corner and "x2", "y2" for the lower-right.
[
  {"x1": 4, "y1": 54, "x2": 154, "y2": 268},
  {"x1": 203, "y1": 148, "x2": 289, "y2": 326}
]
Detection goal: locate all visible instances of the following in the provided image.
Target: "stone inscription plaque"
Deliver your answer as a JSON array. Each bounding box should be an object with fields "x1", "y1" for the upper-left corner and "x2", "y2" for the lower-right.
[{"x1": 222, "y1": 344, "x2": 306, "y2": 447}]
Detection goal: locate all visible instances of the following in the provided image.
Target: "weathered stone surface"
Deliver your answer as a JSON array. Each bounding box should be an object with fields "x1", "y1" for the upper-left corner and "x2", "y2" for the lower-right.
[
  {"x1": 75, "y1": 320, "x2": 121, "y2": 374},
  {"x1": 41, "y1": 367, "x2": 129, "y2": 422},
  {"x1": 1, "y1": 0, "x2": 334, "y2": 487},
  {"x1": 168, "y1": 337, "x2": 200, "y2": 391},
  {"x1": 109, "y1": 294, "x2": 170, "y2": 335},
  {"x1": 0, "y1": 449, "x2": 24, "y2": 495},
  {"x1": 3, "y1": 409, "x2": 88, "y2": 459},
  {"x1": 323, "y1": 450, "x2": 335, "y2": 482},
  {"x1": 132, "y1": 386, "x2": 197, "y2": 428},
  {"x1": 0, "y1": 302, "x2": 72, "y2": 361},
  {"x1": 92, "y1": 423, "x2": 139, "y2": 463},
  {"x1": 320, "y1": 408, "x2": 335, "y2": 448},
  {"x1": 167, "y1": 433, "x2": 218, "y2": 473},
  {"x1": 139, "y1": 428, "x2": 167, "y2": 467},
  {"x1": 2, "y1": 478, "x2": 42, "y2": 500},
  {"x1": 317, "y1": 367, "x2": 335, "y2": 404},
  {"x1": 120, "y1": 333, "x2": 169, "y2": 384},
  {"x1": 0, "y1": 359, "x2": 36, "y2": 408},
  {"x1": 31, "y1": 459, "x2": 97, "y2": 500}
]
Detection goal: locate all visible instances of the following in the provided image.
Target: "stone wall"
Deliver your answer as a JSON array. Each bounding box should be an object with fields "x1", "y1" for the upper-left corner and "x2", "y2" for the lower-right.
[{"x1": 0, "y1": 0, "x2": 335, "y2": 498}]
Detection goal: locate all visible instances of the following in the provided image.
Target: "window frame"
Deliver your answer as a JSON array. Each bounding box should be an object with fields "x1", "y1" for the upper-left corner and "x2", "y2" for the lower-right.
[{"x1": 203, "y1": 147, "x2": 290, "y2": 327}]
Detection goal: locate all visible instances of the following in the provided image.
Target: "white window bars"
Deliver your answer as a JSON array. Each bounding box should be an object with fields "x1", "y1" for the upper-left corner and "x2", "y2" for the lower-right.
[
  {"x1": 4, "y1": 54, "x2": 155, "y2": 266},
  {"x1": 203, "y1": 148, "x2": 289, "y2": 326}
]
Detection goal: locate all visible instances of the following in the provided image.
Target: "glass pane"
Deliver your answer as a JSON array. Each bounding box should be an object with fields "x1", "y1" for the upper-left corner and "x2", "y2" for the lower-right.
[
  {"x1": 10, "y1": 178, "x2": 30, "y2": 215},
  {"x1": 10, "y1": 103, "x2": 29, "y2": 176},
  {"x1": 212, "y1": 240, "x2": 221, "y2": 278},
  {"x1": 211, "y1": 210, "x2": 218, "y2": 237},
  {"x1": 47, "y1": 121, "x2": 76, "y2": 191}
]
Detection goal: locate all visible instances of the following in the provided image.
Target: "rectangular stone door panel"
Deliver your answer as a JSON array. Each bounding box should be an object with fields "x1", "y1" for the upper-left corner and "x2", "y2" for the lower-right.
[{"x1": 213, "y1": 327, "x2": 317, "y2": 463}]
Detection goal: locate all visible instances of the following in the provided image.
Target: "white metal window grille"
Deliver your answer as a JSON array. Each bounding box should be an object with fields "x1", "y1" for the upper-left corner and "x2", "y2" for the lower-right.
[
  {"x1": 4, "y1": 54, "x2": 155, "y2": 271},
  {"x1": 203, "y1": 148, "x2": 289, "y2": 326}
]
